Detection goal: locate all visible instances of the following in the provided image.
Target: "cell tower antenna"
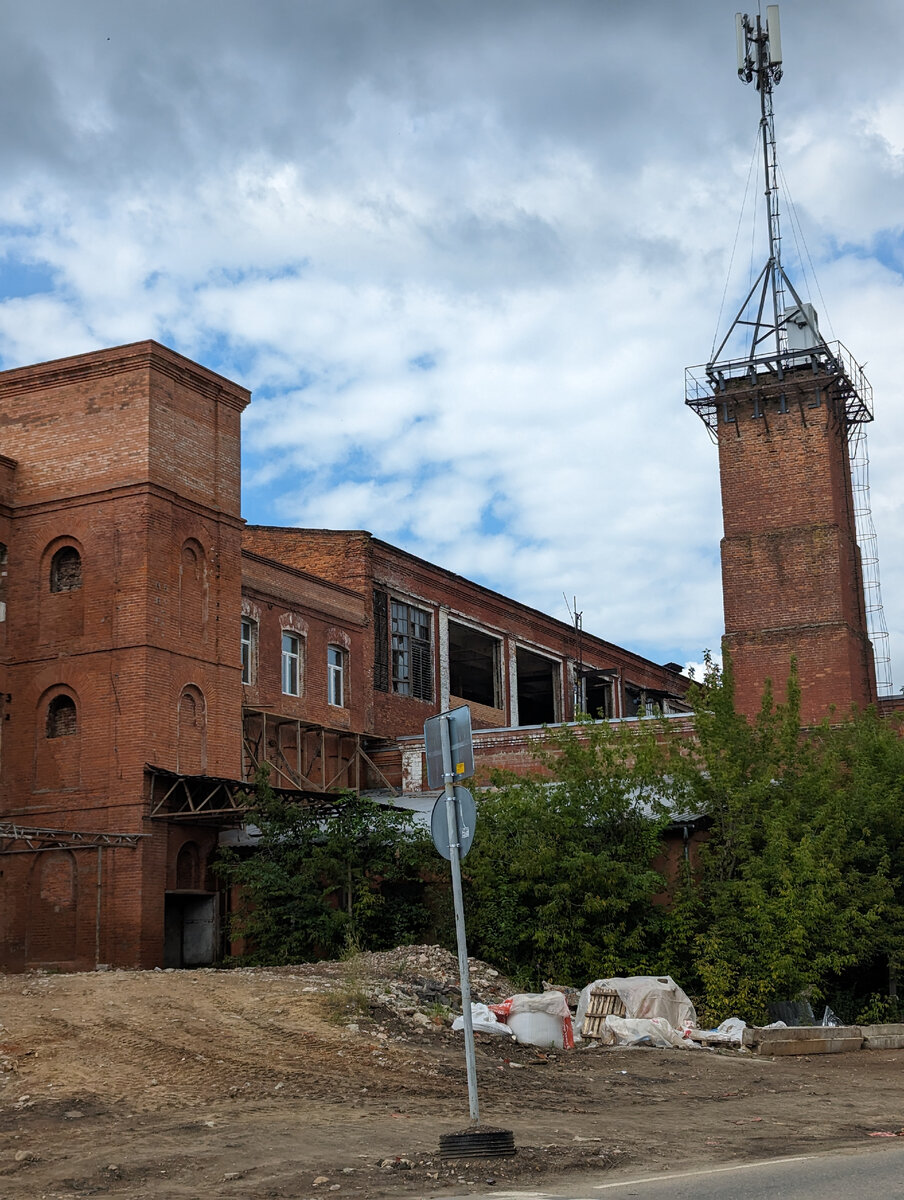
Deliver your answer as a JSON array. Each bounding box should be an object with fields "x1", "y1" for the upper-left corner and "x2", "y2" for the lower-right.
[{"x1": 686, "y1": 7, "x2": 872, "y2": 430}]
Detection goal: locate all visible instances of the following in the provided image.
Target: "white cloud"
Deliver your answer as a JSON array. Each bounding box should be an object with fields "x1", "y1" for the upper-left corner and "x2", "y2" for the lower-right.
[{"x1": 0, "y1": 0, "x2": 901, "y2": 684}]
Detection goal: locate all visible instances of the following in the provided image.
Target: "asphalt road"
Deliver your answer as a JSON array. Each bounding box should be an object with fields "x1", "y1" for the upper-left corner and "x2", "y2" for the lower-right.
[{"x1": 447, "y1": 1143, "x2": 904, "y2": 1199}]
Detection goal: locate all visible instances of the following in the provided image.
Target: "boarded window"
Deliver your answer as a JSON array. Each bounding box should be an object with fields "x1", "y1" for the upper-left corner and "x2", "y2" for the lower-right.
[
  {"x1": 50, "y1": 547, "x2": 82, "y2": 593},
  {"x1": 46, "y1": 696, "x2": 77, "y2": 738},
  {"x1": 373, "y1": 589, "x2": 390, "y2": 692}
]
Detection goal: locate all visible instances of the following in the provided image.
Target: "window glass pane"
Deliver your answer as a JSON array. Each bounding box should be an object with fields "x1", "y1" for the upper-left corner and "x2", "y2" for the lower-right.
[
  {"x1": 282, "y1": 632, "x2": 300, "y2": 696},
  {"x1": 327, "y1": 645, "x2": 345, "y2": 707}
]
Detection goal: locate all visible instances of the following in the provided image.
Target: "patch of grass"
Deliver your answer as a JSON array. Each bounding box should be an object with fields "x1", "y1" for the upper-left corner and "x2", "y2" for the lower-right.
[{"x1": 322, "y1": 949, "x2": 373, "y2": 1025}]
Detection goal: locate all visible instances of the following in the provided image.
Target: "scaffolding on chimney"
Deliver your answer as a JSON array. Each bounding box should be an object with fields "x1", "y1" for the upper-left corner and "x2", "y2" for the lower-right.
[{"x1": 849, "y1": 426, "x2": 893, "y2": 696}]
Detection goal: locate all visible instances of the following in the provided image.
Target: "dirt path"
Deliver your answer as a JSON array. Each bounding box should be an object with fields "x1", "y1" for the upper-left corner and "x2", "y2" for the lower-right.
[{"x1": 1, "y1": 964, "x2": 902, "y2": 1199}]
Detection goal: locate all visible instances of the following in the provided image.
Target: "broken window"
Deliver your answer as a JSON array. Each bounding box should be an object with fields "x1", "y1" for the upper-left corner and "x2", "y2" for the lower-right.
[
  {"x1": 583, "y1": 672, "x2": 614, "y2": 719},
  {"x1": 515, "y1": 648, "x2": 559, "y2": 726},
  {"x1": 50, "y1": 546, "x2": 82, "y2": 593},
  {"x1": 46, "y1": 695, "x2": 77, "y2": 738},
  {"x1": 391, "y1": 600, "x2": 432, "y2": 700},
  {"x1": 624, "y1": 686, "x2": 652, "y2": 717},
  {"x1": 327, "y1": 645, "x2": 346, "y2": 708},
  {"x1": 449, "y1": 621, "x2": 501, "y2": 708}
]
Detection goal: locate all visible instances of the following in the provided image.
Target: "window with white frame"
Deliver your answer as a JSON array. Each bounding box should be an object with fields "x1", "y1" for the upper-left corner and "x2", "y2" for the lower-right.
[
  {"x1": 327, "y1": 645, "x2": 346, "y2": 707},
  {"x1": 240, "y1": 618, "x2": 257, "y2": 685},
  {"x1": 282, "y1": 631, "x2": 302, "y2": 696}
]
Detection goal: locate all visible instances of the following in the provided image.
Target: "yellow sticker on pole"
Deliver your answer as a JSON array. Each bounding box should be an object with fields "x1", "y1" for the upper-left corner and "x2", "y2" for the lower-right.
[{"x1": 456, "y1": 762, "x2": 465, "y2": 774}]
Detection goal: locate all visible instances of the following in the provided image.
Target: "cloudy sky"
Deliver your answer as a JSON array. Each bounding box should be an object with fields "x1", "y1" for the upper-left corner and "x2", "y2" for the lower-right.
[{"x1": 1, "y1": 1, "x2": 903, "y2": 685}]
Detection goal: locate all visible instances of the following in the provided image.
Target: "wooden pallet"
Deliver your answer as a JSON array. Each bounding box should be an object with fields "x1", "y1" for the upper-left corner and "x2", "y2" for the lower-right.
[{"x1": 581, "y1": 987, "x2": 626, "y2": 1040}]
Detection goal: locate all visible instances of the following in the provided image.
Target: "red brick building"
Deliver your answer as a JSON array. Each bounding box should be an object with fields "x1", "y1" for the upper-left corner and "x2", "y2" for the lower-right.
[
  {"x1": 0, "y1": 341, "x2": 690, "y2": 972},
  {"x1": 0, "y1": 342, "x2": 247, "y2": 972}
]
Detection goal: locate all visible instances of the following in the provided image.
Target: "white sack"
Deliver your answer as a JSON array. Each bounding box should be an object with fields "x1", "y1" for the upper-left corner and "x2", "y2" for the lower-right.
[
  {"x1": 505, "y1": 992, "x2": 571, "y2": 1020},
  {"x1": 452, "y1": 1002, "x2": 515, "y2": 1037}
]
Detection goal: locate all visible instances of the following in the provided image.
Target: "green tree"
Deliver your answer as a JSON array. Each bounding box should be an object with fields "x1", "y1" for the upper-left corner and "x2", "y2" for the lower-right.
[
  {"x1": 216, "y1": 769, "x2": 434, "y2": 964},
  {"x1": 462, "y1": 718, "x2": 671, "y2": 988},
  {"x1": 664, "y1": 655, "x2": 898, "y2": 1023}
]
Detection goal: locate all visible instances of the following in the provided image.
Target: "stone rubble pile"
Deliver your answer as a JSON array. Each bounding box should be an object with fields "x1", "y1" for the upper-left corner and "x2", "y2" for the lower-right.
[{"x1": 251, "y1": 944, "x2": 514, "y2": 1034}]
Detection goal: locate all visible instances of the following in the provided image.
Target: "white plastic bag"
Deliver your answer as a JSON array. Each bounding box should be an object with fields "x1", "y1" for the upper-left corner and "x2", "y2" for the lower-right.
[{"x1": 451, "y1": 1002, "x2": 515, "y2": 1037}]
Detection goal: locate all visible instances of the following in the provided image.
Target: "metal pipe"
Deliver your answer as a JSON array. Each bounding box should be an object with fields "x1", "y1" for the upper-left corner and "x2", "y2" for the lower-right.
[
  {"x1": 95, "y1": 846, "x2": 102, "y2": 967},
  {"x1": 440, "y1": 714, "x2": 479, "y2": 1123}
]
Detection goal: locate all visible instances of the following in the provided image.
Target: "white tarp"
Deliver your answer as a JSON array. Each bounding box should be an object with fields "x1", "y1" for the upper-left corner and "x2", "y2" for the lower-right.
[
  {"x1": 575, "y1": 975, "x2": 697, "y2": 1039},
  {"x1": 596, "y1": 1014, "x2": 698, "y2": 1050}
]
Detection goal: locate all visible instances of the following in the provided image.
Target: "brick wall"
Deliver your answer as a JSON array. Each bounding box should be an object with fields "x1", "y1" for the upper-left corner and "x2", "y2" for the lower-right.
[{"x1": 718, "y1": 369, "x2": 875, "y2": 722}]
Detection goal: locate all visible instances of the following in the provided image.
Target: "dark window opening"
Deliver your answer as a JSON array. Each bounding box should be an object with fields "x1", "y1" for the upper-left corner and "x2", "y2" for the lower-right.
[
  {"x1": 46, "y1": 695, "x2": 77, "y2": 738},
  {"x1": 391, "y1": 600, "x2": 432, "y2": 701},
  {"x1": 373, "y1": 589, "x2": 389, "y2": 692},
  {"x1": 624, "y1": 686, "x2": 647, "y2": 717},
  {"x1": 449, "y1": 621, "x2": 501, "y2": 708},
  {"x1": 583, "y1": 672, "x2": 614, "y2": 719},
  {"x1": 50, "y1": 546, "x2": 82, "y2": 593},
  {"x1": 515, "y1": 648, "x2": 558, "y2": 726}
]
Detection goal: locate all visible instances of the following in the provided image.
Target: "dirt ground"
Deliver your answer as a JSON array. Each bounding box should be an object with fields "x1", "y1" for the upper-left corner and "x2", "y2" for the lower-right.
[{"x1": 2, "y1": 954, "x2": 903, "y2": 1200}]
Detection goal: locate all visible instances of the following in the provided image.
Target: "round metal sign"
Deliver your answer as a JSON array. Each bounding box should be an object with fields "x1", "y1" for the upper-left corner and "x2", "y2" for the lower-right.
[{"x1": 431, "y1": 786, "x2": 477, "y2": 861}]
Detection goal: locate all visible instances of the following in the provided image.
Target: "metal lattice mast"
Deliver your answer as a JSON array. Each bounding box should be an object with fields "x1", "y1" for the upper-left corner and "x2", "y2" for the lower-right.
[{"x1": 741, "y1": 9, "x2": 786, "y2": 356}]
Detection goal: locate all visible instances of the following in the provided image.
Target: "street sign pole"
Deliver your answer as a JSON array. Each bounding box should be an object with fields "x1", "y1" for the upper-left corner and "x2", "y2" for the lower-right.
[{"x1": 439, "y1": 713, "x2": 480, "y2": 1124}]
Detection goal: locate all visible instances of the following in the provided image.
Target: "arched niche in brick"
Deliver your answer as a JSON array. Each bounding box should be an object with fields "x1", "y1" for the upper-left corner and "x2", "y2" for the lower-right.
[
  {"x1": 40, "y1": 536, "x2": 85, "y2": 643},
  {"x1": 0, "y1": 541, "x2": 7, "y2": 648},
  {"x1": 175, "y1": 840, "x2": 201, "y2": 890},
  {"x1": 26, "y1": 851, "x2": 78, "y2": 964},
  {"x1": 179, "y1": 538, "x2": 208, "y2": 644},
  {"x1": 177, "y1": 685, "x2": 207, "y2": 775},
  {"x1": 34, "y1": 686, "x2": 81, "y2": 792}
]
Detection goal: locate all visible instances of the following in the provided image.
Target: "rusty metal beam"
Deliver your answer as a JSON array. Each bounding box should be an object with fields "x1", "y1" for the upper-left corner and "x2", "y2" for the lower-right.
[{"x1": 0, "y1": 824, "x2": 144, "y2": 854}]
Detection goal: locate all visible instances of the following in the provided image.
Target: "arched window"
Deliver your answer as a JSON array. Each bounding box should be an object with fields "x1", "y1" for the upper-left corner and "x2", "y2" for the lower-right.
[
  {"x1": 177, "y1": 686, "x2": 207, "y2": 774},
  {"x1": 176, "y1": 841, "x2": 201, "y2": 890},
  {"x1": 46, "y1": 695, "x2": 77, "y2": 738},
  {"x1": 50, "y1": 546, "x2": 82, "y2": 593},
  {"x1": 179, "y1": 539, "x2": 207, "y2": 640}
]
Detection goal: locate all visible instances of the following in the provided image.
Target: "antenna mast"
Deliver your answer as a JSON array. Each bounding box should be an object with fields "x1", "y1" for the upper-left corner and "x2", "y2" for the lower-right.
[
  {"x1": 742, "y1": 8, "x2": 785, "y2": 356},
  {"x1": 686, "y1": 7, "x2": 872, "y2": 428}
]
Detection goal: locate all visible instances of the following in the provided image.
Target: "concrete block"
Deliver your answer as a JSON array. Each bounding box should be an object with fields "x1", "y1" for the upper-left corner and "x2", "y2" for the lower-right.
[
  {"x1": 742, "y1": 1025, "x2": 863, "y2": 1056},
  {"x1": 861, "y1": 1024, "x2": 904, "y2": 1050}
]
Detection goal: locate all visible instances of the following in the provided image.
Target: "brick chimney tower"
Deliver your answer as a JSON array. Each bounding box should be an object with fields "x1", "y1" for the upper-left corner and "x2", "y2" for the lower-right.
[{"x1": 686, "y1": 8, "x2": 881, "y2": 723}]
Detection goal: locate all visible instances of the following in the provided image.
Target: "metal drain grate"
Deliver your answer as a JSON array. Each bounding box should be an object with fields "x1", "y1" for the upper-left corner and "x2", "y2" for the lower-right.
[{"x1": 439, "y1": 1129, "x2": 515, "y2": 1160}]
